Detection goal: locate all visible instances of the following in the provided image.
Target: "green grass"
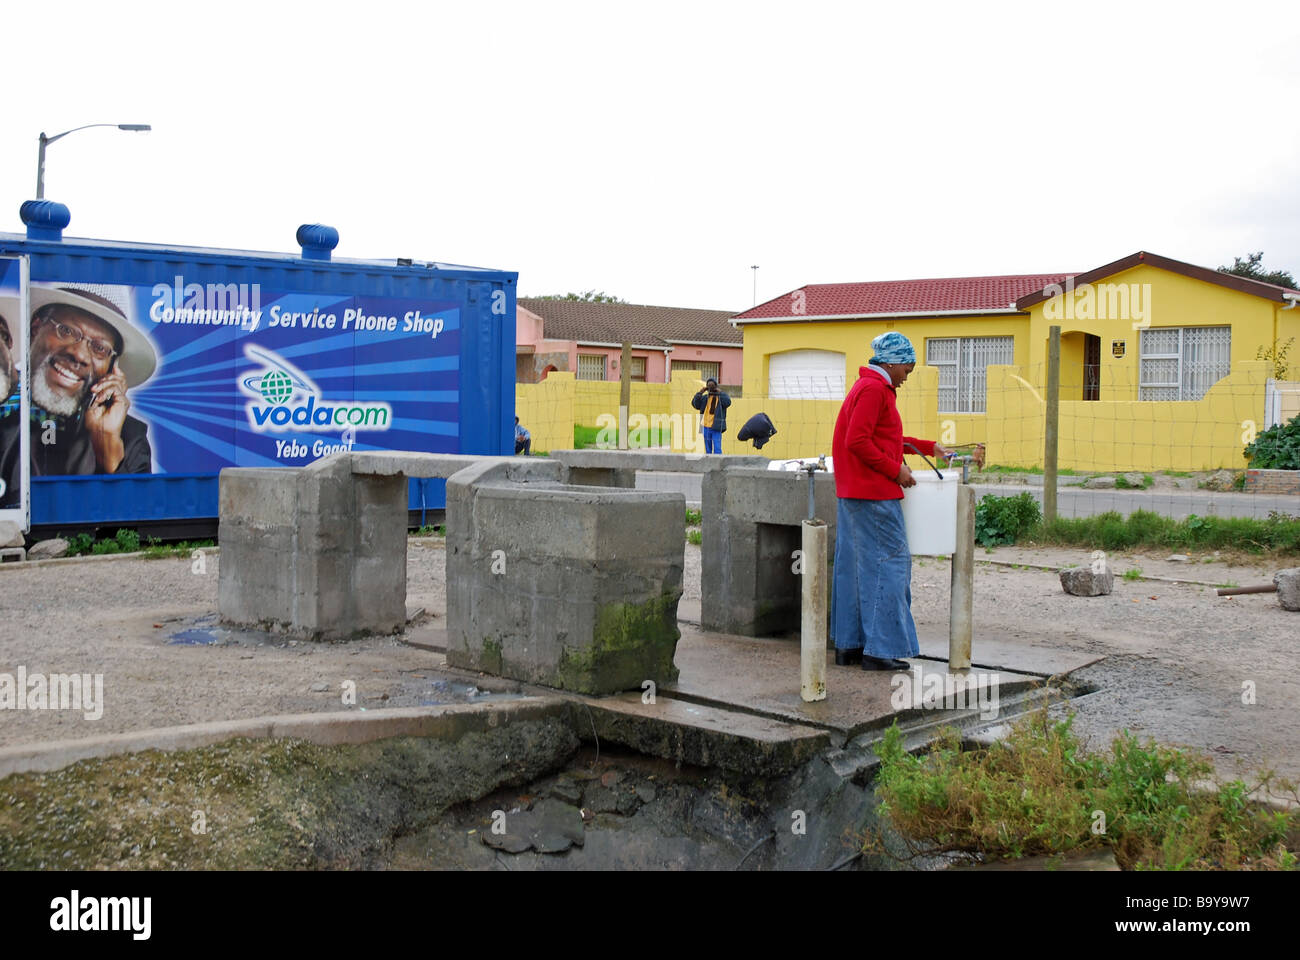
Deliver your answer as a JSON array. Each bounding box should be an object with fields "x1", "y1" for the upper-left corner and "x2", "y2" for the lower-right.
[
  {"x1": 411, "y1": 524, "x2": 446, "y2": 537},
  {"x1": 1162, "y1": 470, "x2": 1193, "y2": 477},
  {"x1": 1035, "y1": 510, "x2": 1300, "y2": 555},
  {"x1": 982, "y1": 464, "x2": 1079, "y2": 476},
  {"x1": 866, "y1": 711, "x2": 1298, "y2": 870},
  {"x1": 686, "y1": 529, "x2": 702, "y2": 546},
  {"x1": 141, "y1": 539, "x2": 216, "y2": 559},
  {"x1": 1122, "y1": 567, "x2": 1143, "y2": 581},
  {"x1": 685, "y1": 508, "x2": 702, "y2": 527},
  {"x1": 574, "y1": 423, "x2": 673, "y2": 450}
]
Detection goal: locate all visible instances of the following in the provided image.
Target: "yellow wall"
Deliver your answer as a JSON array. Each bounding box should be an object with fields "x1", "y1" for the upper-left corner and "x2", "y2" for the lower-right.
[
  {"x1": 667, "y1": 367, "x2": 941, "y2": 466},
  {"x1": 515, "y1": 371, "x2": 576, "y2": 454},
  {"x1": 573, "y1": 380, "x2": 670, "y2": 427}
]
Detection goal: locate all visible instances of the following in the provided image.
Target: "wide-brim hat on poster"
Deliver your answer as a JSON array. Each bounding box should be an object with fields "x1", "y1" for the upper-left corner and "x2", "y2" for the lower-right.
[{"x1": 29, "y1": 283, "x2": 157, "y2": 387}]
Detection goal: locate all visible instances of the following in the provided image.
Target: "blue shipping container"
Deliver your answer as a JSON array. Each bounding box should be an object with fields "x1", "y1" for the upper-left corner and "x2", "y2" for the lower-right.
[{"x1": 0, "y1": 205, "x2": 516, "y2": 532}]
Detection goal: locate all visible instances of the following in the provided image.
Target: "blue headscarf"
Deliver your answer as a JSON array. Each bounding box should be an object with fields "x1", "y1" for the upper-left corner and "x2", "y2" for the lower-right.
[{"x1": 870, "y1": 331, "x2": 916, "y2": 365}]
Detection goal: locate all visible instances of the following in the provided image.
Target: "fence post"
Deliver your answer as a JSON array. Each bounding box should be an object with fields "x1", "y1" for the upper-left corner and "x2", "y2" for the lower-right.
[
  {"x1": 949, "y1": 482, "x2": 974, "y2": 671},
  {"x1": 619, "y1": 341, "x2": 632, "y2": 450},
  {"x1": 1044, "y1": 325, "x2": 1061, "y2": 524}
]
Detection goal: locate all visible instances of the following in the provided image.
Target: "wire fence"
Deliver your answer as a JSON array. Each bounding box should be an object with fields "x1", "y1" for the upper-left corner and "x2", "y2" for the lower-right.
[{"x1": 512, "y1": 365, "x2": 1300, "y2": 521}]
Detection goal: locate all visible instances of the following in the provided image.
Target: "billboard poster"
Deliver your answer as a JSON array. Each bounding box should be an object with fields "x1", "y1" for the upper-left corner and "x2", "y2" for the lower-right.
[
  {"x1": 0, "y1": 257, "x2": 28, "y2": 518},
  {"x1": 0, "y1": 275, "x2": 459, "y2": 507}
]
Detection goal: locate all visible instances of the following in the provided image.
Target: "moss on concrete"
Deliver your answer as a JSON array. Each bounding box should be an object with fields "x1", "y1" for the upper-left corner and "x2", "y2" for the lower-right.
[{"x1": 556, "y1": 593, "x2": 681, "y2": 694}]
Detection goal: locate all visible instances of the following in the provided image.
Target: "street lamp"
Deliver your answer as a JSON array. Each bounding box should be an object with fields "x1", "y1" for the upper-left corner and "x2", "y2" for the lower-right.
[{"x1": 36, "y1": 123, "x2": 151, "y2": 200}]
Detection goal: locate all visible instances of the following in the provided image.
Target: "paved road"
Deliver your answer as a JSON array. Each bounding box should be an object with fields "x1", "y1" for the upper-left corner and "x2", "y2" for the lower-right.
[{"x1": 634, "y1": 471, "x2": 1298, "y2": 519}]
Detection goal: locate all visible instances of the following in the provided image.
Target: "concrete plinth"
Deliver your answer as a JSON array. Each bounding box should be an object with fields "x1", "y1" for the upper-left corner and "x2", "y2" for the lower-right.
[
  {"x1": 702, "y1": 467, "x2": 838, "y2": 636},
  {"x1": 220, "y1": 453, "x2": 686, "y2": 694},
  {"x1": 219, "y1": 454, "x2": 563, "y2": 640},
  {"x1": 446, "y1": 462, "x2": 685, "y2": 694}
]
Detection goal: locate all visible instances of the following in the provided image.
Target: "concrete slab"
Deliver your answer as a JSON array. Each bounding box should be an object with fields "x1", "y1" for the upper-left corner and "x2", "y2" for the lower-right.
[
  {"x1": 915, "y1": 634, "x2": 1104, "y2": 678},
  {"x1": 663, "y1": 625, "x2": 1046, "y2": 740},
  {"x1": 570, "y1": 691, "x2": 830, "y2": 776}
]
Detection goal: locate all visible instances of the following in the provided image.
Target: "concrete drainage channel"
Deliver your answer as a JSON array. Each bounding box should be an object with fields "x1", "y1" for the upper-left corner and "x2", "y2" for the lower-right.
[{"x1": 0, "y1": 666, "x2": 1083, "y2": 871}]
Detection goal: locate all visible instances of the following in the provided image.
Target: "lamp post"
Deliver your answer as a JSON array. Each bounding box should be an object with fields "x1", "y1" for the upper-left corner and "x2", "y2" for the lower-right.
[
  {"x1": 36, "y1": 123, "x2": 151, "y2": 200},
  {"x1": 750, "y1": 264, "x2": 759, "y2": 307}
]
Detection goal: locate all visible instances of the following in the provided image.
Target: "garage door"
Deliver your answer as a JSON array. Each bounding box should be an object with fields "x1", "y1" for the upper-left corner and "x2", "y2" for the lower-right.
[{"x1": 768, "y1": 349, "x2": 846, "y2": 399}]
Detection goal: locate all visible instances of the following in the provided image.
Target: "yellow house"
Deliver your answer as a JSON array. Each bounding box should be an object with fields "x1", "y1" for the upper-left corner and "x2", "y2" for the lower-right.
[{"x1": 730, "y1": 252, "x2": 1300, "y2": 471}]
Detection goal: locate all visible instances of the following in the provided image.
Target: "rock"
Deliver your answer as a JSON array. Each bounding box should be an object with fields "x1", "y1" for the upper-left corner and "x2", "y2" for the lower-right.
[
  {"x1": 1203, "y1": 469, "x2": 1237, "y2": 491},
  {"x1": 1166, "y1": 555, "x2": 1190, "y2": 563},
  {"x1": 1085, "y1": 476, "x2": 1116, "y2": 489},
  {"x1": 1275, "y1": 568, "x2": 1300, "y2": 612},
  {"x1": 636, "y1": 783, "x2": 657, "y2": 804},
  {"x1": 310, "y1": 682, "x2": 329, "y2": 693},
  {"x1": 479, "y1": 799, "x2": 585, "y2": 854},
  {"x1": 1060, "y1": 566, "x2": 1114, "y2": 597},
  {"x1": 549, "y1": 778, "x2": 583, "y2": 806},
  {"x1": 27, "y1": 538, "x2": 68, "y2": 560},
  {"x1": 0, "y1": 520, "x2": 23, "y2": 548},
  {"x1": 1123, "y1": 473, "x2": 1145, "y2": 487},
  {"x1": 585, "y1": 784, "x2": 642, "y2": 816},
  {"x1": 600, "y1": 770, "x2": 623, "y2": 788}
]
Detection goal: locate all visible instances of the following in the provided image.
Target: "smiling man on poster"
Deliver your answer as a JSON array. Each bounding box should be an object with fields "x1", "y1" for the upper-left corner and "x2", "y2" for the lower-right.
[{"x1": 0, "y1": 284, "x2": 156, "y2": 503}]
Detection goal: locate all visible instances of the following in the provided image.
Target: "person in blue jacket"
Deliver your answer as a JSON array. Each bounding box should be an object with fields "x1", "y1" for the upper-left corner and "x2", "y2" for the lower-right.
[{"x1": 691, "y1": 378, "x2": 730, "y2": 454}]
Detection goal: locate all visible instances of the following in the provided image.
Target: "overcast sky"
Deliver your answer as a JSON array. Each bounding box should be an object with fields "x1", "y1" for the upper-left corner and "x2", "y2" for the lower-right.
[{"x1": 4, "y1": 1, "x2": 1298, "y2": 311}]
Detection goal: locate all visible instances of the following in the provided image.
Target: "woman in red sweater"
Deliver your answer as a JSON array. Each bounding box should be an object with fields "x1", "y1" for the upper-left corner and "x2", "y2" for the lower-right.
[{"x1": 831, "y1": 332, "x2": 951, "y2": 671}]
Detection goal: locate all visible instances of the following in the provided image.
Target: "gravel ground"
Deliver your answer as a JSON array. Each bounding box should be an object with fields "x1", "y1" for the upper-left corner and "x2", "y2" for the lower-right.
[{"x1": 2, "y1": 538, "x2": 1297, "y2": 784}]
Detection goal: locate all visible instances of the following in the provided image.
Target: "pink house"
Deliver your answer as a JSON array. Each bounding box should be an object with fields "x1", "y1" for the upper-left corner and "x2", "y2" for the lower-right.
[{"x1": 516, "y1": 298, "x2": 744, "y2": 389}]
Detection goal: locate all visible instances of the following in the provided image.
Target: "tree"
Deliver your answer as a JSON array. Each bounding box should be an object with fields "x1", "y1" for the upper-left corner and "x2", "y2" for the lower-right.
[
  {"x1": 1217, "y1": 251, "x2": 1298, "y2": 290},
  {"x1": 531, "y1": 290, "x2": 628, "y2": 303}
]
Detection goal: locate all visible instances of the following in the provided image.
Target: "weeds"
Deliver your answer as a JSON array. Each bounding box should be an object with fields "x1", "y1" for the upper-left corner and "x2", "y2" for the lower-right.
[
  {"x1": 686, "y1": 529, "x2": 702, "y2": 546},
  {"x1": 1122, "y1": 567, "x2": 1143, "y2": 581},
  {"x1": 974, "y1": 493, "x2": 1042, "y2": 547},
  {"x1": 865, "y1": 711, "x2": 1299, "y2": 870},
  {"x1": 685, "y1": 508, "x2": 702, "y2": 527}
]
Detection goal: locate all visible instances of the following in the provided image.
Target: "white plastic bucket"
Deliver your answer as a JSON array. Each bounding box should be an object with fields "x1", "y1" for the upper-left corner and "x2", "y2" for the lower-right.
[{"x1": 900, "y1": 468, "x2": 960, "y2": 555}]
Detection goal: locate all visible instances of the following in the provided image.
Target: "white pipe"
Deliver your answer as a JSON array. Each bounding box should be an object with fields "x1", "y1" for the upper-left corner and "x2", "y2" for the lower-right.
[
  {"x1": 800, "y1": 519, "x2": 828, "y2": 702},
  {"x1": 1283, "y1": 293, "x2": 1298, "y2": 310}
]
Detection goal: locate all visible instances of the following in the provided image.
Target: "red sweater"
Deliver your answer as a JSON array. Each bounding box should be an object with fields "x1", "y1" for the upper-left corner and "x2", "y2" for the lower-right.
[{"x1": 832, "y1": 365, "x2": 935, "y2": 500}]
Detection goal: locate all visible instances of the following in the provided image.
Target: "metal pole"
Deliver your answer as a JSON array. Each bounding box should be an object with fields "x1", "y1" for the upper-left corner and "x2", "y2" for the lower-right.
[
  {"x1": 1044, "y1": 325, "x2": 1061, "y2": 524},
  {"x1": 36, "y1": 134, "x2": 48, "y2": 200},
  {"x1": 619, "y1": 341, "x2": 632, "y2": 450},
  {"x1": 750, "y1": 265, "x2": 759, "y2": 307},
  {"x1": 801, "y1": 517, "x2": 827, "y2": 702},
  {"x1": 949, "y1": 481, "x2": 975, "y2": 670}
]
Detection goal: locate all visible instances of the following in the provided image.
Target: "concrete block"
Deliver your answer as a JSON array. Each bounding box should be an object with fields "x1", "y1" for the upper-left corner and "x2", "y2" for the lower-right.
[
  {"x1": 447, "y1": 481, "x2": 684, "y2": 694},
  {"x1": 1274, "y1": 568, "x2": 1300, "y2": 612},
  {"x1": 702, "y1": 466, "x2": 837, "y2": 636}
]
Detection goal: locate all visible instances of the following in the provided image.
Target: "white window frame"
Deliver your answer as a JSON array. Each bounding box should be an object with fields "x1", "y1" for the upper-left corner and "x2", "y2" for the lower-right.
[
  {"x1": 1138, "y1": 326, "x2": 1230, "y2": 401},
  {"x1": 926, "y1": 336, "x2": 1013, "y2": 414}
]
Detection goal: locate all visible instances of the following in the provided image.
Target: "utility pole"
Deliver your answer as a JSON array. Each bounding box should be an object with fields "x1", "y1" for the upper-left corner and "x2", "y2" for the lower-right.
[
  {"x1": 750, "y1": 265, "x2": 759, "y2": 307},
  {"x1": 1044, "y1": 325, "x2": 1061, "y2": 524}
]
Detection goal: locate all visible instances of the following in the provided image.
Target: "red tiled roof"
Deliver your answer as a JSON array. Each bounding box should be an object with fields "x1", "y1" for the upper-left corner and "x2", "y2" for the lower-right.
[
  {"x1": 518, "y1": 298, "x2": 742, "y2": 346},
  {"x1": 734, "y1": 274, "x2": 1073, "y2": 322}
]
